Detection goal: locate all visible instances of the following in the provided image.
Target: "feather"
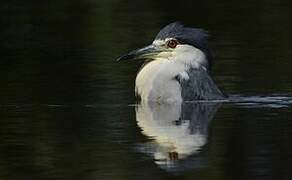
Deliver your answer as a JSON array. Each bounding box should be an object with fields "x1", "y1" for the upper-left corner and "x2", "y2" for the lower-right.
[{"x1": 176, "y1": 67, "x2": 225, "y2": 101}]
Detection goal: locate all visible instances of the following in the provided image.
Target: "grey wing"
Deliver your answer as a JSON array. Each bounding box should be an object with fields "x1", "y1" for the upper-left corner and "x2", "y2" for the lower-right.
[{"x1": 177, "y1": 68, "x2": 225, "y2": 101}]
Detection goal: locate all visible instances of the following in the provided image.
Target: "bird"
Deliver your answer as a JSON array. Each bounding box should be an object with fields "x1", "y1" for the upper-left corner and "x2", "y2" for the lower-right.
[{"x1": 117, "y1": 22, "x2": 225, "y2": 103}]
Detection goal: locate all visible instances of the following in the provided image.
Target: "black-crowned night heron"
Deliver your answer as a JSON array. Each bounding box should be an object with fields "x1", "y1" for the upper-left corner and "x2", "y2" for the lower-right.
[{"x1": 117, "y1": 22, "x2": 225, "y2": 103}]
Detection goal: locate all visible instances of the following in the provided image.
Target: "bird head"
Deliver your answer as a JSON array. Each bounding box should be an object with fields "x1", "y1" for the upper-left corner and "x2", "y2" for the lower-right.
[{"x1": 117, "y1": 22, "x2": 213, "y2": 70}]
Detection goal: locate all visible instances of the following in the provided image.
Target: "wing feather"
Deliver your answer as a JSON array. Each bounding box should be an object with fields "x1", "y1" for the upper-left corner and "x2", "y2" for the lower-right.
[{"x1": 176, "y1": 68, "x2": 225, "y2": 101}]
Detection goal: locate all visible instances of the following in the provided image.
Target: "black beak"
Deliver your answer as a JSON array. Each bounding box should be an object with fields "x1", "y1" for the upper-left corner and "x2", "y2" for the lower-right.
[{"x1": 117, "y1": 45, "x2": 161, "y2": 61}]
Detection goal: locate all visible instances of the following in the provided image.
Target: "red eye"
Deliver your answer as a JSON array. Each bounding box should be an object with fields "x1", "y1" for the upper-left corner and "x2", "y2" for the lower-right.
[{"x1": 167, "y1": 39, "x2": 178, "y2": 48}]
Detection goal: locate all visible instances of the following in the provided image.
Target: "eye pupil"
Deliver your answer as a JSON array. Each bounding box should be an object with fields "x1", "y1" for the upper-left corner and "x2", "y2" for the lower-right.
[{"x1": 167, "y1": 40, "x2": 178, "y2": 48}]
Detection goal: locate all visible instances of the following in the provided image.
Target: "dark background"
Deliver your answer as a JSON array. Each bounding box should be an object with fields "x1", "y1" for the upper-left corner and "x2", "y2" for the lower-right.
[{"x1": 1, "y1": 0, "x2": 292, "y2": 179}]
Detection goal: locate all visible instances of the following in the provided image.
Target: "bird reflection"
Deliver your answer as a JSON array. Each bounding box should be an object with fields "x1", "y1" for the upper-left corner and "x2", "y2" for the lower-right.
[{"x1": 136, "y1": 101, "x2": 221, "y2": 172}]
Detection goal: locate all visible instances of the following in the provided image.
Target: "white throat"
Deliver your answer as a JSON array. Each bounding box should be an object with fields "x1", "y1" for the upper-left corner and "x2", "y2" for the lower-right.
[{"x1": 135, "y1": 44, "x2": 207, "y2": 103}]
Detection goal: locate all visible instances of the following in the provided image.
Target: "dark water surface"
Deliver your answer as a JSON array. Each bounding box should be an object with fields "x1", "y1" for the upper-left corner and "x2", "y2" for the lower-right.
[{"x1": 1, "y1": 0, "x2": 292, "y2": 179}]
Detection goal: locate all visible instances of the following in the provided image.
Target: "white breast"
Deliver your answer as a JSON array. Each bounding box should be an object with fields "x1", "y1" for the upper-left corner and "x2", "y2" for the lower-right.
[{"x1": 135, "y1": 58, "x2": 185, "y2": 103}]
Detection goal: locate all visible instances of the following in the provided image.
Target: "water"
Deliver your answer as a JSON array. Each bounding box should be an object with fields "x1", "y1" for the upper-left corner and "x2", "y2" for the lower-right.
[{"x1": 1, "y1": 0, "x2": 292, "y2": 179}]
